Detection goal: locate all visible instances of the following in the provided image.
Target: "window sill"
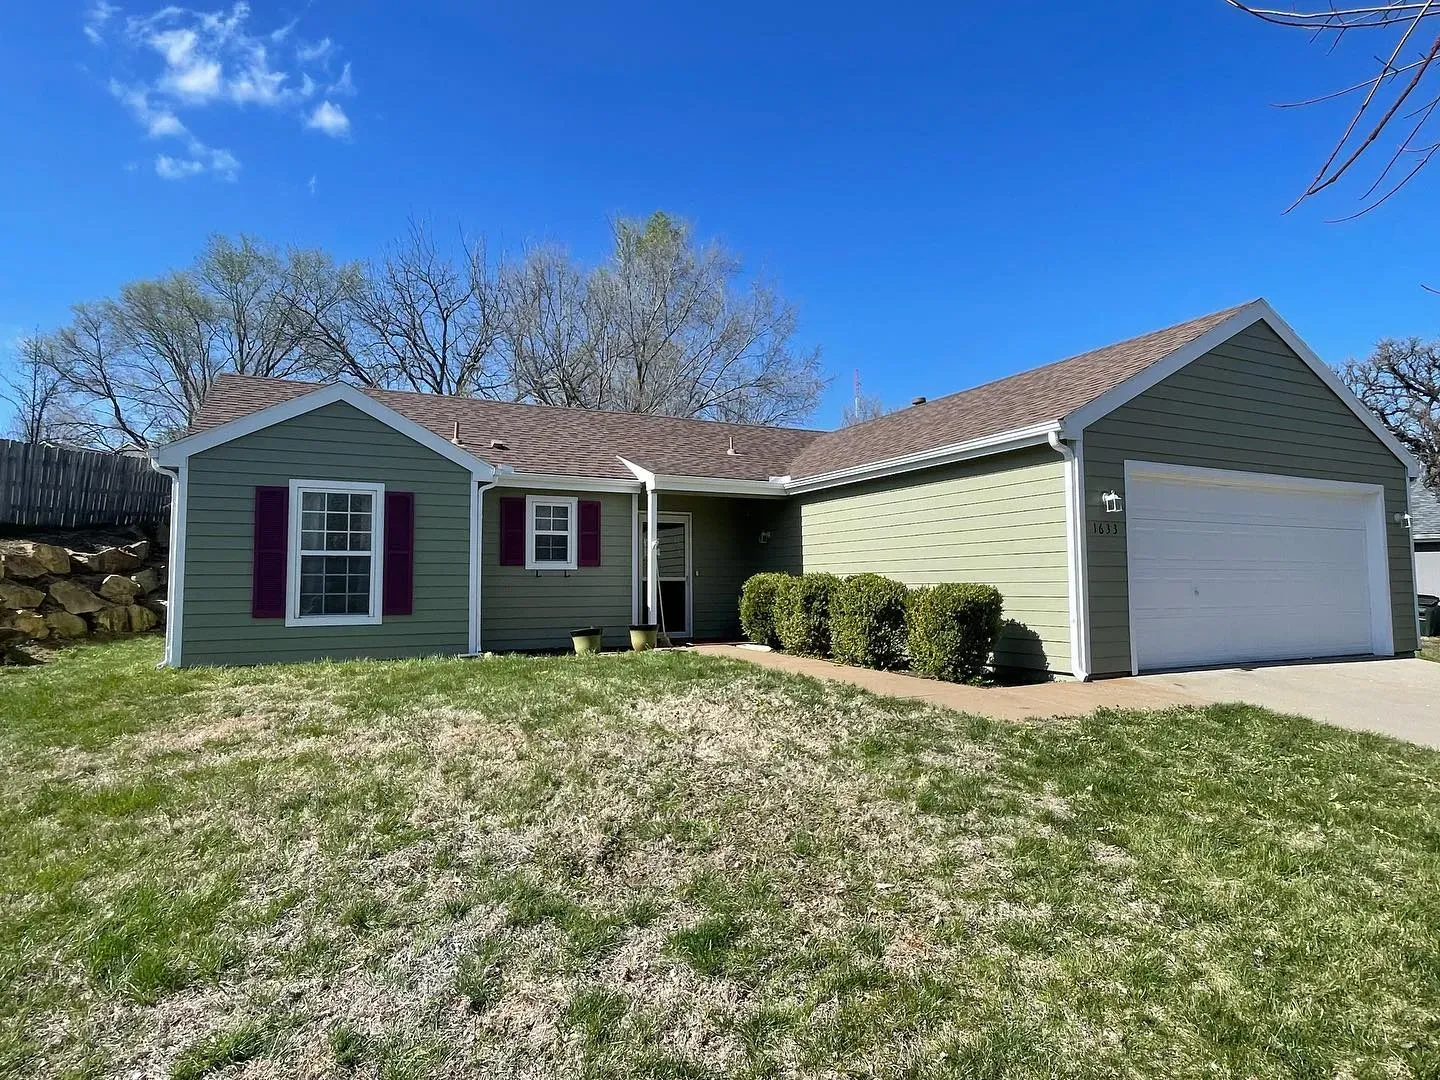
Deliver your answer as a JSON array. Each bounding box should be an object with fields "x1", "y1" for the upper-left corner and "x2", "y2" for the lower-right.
[
  {"x1": 524, "y1": 562, "x2": 577, "y2": 572},
  {"x1": 284, "y1": 613, "x2": 384, "y2": 628}
]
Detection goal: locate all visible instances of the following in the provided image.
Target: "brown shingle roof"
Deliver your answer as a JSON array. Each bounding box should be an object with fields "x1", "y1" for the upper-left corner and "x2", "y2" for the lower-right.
[
  {"x1": 192, "y1": 376, "x2": 825, "y2": 482},
  {"x1": 785, "y1": 302, "x2": 1257, "y2": 479},
  {"x1": 191, "y1": 302, "x2": 1258, "y2": 485}
]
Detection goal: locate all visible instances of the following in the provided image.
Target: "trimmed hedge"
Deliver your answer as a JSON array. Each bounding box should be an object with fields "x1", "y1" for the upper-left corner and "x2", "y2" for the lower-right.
[
  {"x1": 774, "y1": 572, "x2": 842, "y2": 657},
  {"x1": 739, "y1": 572, "x2": 789, "y2": 648},
  {"x1": 906, "y1": 582, "x2": 1004, "y2": 683},
  {"x1": 831, "y1": 573, "x2": 909, "y2": 670}
]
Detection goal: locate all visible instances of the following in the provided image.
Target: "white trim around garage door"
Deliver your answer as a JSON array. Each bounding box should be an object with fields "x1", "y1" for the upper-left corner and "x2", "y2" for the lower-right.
[{"x1": 1122, "y1": 460, "x2": 1394, "y2": 675}]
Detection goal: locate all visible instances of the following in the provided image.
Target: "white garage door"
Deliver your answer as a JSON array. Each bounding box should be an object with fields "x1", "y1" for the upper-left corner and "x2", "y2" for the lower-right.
[{"x1": 1125, "y1": 462, "x2": 1392, "y2": 672}]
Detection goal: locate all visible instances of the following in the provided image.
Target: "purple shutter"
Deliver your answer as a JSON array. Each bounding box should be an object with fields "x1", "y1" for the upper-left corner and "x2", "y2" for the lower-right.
[
  {"x1": 383, "y1": 491, "x2": 415, "y2": 616},
  {"x1": 499, "y1": 497, "x2": 526, "y2": 566},
  {"x1": 579, "y1": 500, "x2": 602, "y2": 567},
  {"x1": 252, "y1": 486, "x2": 289, "y2": 619}
]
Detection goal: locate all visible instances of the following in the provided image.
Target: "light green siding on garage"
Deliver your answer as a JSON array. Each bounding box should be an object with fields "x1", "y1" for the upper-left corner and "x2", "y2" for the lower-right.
[
  {"x1": 480, "y1": 488, "x2": 635, "y2": 651},
  {"x1": 181, "y1": 401, "x2": 473, "y2": 666},
  {"x1": 1083, "y1": 320, "x2": 1418, "y2": 676},
  {"x1": 794, "y1": 446, "x2": 1071, "y2": 674}
]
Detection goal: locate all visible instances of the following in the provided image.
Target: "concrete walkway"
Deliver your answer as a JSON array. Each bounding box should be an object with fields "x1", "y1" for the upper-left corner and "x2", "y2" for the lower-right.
[
  {"x1": 692, "y1": 645, "x2": 1202, "y2": 721},
  {"x1": 695, "y1": 645, "x2": 1440, "y2": 747}
]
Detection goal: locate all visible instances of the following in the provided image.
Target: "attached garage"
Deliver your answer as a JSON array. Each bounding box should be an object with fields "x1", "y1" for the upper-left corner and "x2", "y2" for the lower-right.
[
  {"x1": 1080, "y1": 313, "x2": 1419, "y2": 677},
  {"x1": 1124, "y1": 462, "x2": 1392, "y2": 672}
]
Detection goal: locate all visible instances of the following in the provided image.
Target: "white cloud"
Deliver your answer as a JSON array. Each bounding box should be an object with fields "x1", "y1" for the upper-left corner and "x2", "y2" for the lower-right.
[
  {"x1": 91, "y1": 2, "x2": 358, "y2": 180},
  {"x1": 84, "y1": 1, "x2": 120, "y2": 44},
  {"x1": 296, "y1": 37, "x2": 332, "y2": 63},
  {"x1": 307, "y1": 174, "x2": 317, "y2": 196},
  {"x1": 328, "y1": 62, "x2": 355, "y2": 96},
  {"x1": 155, "y1": 154, "x2": 204, "y2": 180},
  {"x1": 306, "y1": 100, "x2": 349, "y2": 138}
]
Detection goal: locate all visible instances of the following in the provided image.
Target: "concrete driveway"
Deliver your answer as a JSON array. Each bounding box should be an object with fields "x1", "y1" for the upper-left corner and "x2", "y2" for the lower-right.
[
  {"x1": 1127, "y1": 658, "x2": 1440, "y2": 748},
  {"x1": 698, "y1": 645, "x2": 1440, "y2": 748}
]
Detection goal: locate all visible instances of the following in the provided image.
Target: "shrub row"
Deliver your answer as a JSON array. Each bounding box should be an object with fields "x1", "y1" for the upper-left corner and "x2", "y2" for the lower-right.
[{"x1": 740, "y1": 571, "x2": 1004, "y2": 683}]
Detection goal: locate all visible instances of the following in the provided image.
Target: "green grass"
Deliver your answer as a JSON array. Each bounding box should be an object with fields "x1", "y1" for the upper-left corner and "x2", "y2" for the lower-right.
[{"x1": 1, "y1": 637, "x2": 1438, "y2": 1078}]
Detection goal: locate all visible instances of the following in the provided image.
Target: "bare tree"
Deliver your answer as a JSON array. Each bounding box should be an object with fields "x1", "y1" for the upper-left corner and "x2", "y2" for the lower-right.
[
  {"x1": 325, "y1": 221, "x2": 507, "y2": 396},
  {"x1": 1345, "y1": 337, "x2": 1440, "y2": 484},
  {"x1": 508, "y1": 213, "x2": 825, "y2": 423},
  {"x1": 1, "y1": 334, "x2": 91, "y2": 444},
  {"x1": 1225, "y1": 2, "x2": 1440, "y2": 214},
  {"x1": 43, "y1": 236, "x2": 343, "y2": 448}
]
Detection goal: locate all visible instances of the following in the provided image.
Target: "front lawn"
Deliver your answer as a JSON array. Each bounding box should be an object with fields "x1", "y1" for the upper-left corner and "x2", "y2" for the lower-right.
[{"x1": 2, "y1": 640, "x2": 1438, "y2": 1078}]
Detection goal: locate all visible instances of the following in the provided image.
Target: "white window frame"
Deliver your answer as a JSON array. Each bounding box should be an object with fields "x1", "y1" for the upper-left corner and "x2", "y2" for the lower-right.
[
  {"x1": 286, "y1": 478, "x2": 386, "y2": 627},
  {"x1": 525, "y1": 494, "x2": 578, "y2": 571}
]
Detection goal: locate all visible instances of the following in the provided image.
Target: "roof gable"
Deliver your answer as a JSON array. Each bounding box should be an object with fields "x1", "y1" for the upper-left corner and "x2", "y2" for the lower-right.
[{"x1": 152, "y1": 382, "x2": 497, "y2": 477}]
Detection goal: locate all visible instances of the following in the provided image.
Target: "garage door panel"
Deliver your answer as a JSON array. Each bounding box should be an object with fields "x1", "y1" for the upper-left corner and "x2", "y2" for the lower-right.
[{"x1": 1125, "y1": 466, "x2": 1386, "y2": 671}]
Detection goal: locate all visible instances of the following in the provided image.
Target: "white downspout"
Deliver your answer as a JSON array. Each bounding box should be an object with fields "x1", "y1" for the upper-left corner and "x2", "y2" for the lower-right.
[
  {"x1": 1049, "y1": 430, "x2": 1091, "y2": 680},
  {"x1": 149, "y1": 457, "x2": 183, "y2": 669},
  {"x1": 645, "y1": 482, "x2": 660, "y2": 627}
]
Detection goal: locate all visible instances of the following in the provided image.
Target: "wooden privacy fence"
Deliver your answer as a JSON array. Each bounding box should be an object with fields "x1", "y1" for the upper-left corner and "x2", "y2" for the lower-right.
[{"x1": 0, "y1": 440, "x2": 170, "y2": 529}]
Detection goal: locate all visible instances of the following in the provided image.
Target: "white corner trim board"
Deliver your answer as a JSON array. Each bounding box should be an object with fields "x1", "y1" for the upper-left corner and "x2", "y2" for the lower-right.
[
  {"x1": 1062, "y1": 300, "x2": 1422, "y2": 478},
  {"x1": 150, "y1": 459, "x2": 186, "y2": 667},
  {"x1": 1049, "y1": 432, "x2": 1091, "y2": 680},
  {"x1": 151, "y1": 383, "x2": 496, "y2": 480}
]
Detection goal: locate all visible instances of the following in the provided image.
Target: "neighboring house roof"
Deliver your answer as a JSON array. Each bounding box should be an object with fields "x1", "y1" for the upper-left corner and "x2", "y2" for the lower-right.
[
  {"x1": 784, "y1": 303, "x2": 1252, "y2": 479},
  {"x1": 181, "y1": 298, "x2": 1419, "y2": 487},
  {"x1": 192, "y1": 376, "x2": 825, "y2": 482},
  {"x1": 1412, "y1": 482, "x2": 1440, "y2": 541}
]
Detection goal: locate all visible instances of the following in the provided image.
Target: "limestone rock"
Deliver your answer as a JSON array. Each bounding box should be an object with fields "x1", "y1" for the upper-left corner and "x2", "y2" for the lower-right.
[
  {"x1": 44, "y1": 611, "x2": 88, "y2": 638},
  {"x1": 91, "y1": 605, "x2": 130, "y2": 633},
  {"x1": 127, "y1": 604, "x2": 158, "y2": 632},
  {"x1": 48, "y1": 580, "x2": 106, "y2": 615},
  {"x1": 123, "y1": 540, "x2": 153, "y2": 562},
  {"x1": 1, "y1": 552, "x2": 47, "y2": 580},
  {"x1": 130, "y1": 568, "x2": 161, "y2": 595},
  {"x1": 0, "y1": 580, "x2": 46, "y2": 610},
  {"x1": 71, "y1": 547, "x2": 142, "y2": 574},
  {"x1": 139, "y1": 598, "x2": 168, "y2": 623},
  {"x1": 4, "y1": 611, "x2": 48, "y2": 640},
  {"x1": 23, "y1": 543, "x2": 71, "y2": 575},
  {"x1": 99, "y1": 574, "x2": 141, "y2": 603}
]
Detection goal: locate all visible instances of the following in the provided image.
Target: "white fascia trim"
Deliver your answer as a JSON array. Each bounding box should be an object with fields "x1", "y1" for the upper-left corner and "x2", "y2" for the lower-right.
[
  {"x1": 653, "y1": 474, "x2": 788, "y2": 497},
  {"x1": 616, "y1": 456, "x2": 784, "y2": 497},
  {"x1": 617, "y1": 456, "x2": 655, "y2": 488},
  {"x1": 150, "y1": 383, "x2": 496, "y2": 480},
  {"x1": 780, "y1": 423, "x2": 1062, "y2": 495},
  {"x1": 1063, "y1": 300, "x2": 1423, "y2": 479},
  {"x1": 495, "y1": 468, "x2": 641, "y2": 494}
]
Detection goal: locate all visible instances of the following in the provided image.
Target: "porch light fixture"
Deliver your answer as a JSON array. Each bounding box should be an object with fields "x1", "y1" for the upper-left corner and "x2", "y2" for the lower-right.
[
  {"x1": 758, "y1": 530, "x2": 771, "y2": 545},
  {"x1": 1101, "y1": 490, "x2": 1123, "y2": 514}
]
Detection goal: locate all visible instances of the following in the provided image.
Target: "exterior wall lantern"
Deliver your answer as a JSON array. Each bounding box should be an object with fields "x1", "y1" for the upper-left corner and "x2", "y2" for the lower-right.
[{"x1": 1101, "y1": 490, "x2": 1124, "y2": 514}]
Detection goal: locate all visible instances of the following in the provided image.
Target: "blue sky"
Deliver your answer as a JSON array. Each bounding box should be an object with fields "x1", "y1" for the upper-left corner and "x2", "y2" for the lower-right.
[{"x1": 2, "y1": 1, "x2": 1439, "y2": 430}]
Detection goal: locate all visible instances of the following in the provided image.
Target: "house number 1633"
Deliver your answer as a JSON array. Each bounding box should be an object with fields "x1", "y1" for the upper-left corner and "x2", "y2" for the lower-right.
[{"x1": 1090, "y1": 521, "x2": 1121, "y2": 536}]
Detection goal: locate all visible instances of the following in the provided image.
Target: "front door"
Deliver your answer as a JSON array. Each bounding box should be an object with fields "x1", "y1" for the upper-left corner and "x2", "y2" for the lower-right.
[{"x1": 639, "y1": 513, "x2": 691, "y2": 638}]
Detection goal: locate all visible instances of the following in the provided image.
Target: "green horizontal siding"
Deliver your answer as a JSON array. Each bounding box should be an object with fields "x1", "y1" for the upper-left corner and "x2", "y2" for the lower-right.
[
  {"x1": 794, "y1": 446, "x2": 1070, "y2": 674},
  {"x1": 182, "y1": 401, "x2": 473, "y2": 666},
  {"x1": 481, "y1": 488, "x2": 634, "y2": 651},
  {"x1": 1084, "y1": 320, "x2": 1418, "y2": 675}
]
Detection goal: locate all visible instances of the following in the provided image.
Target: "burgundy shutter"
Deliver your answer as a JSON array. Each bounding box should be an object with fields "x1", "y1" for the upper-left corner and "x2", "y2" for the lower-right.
[
  {"x1": 252, "y1": 486, "x2": 289, "y2": 619},
  {"x1": 383, "y1": 491, "x2": 415, "y2": 616},
  {"x1": 499, "y1": 497, "x2": 526, "y2": 566},
  {"x1": 578, "y1": 500, "x2": 602, "y2": 567}
]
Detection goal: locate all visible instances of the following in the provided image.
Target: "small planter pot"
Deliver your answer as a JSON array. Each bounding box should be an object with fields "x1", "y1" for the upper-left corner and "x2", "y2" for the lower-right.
[
  {"x1": 571, "y1": 627, "x2": 603, "y2": 654},
  {"x1": 629, "y1": 624, "x2": 658, "y2": 652}
]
